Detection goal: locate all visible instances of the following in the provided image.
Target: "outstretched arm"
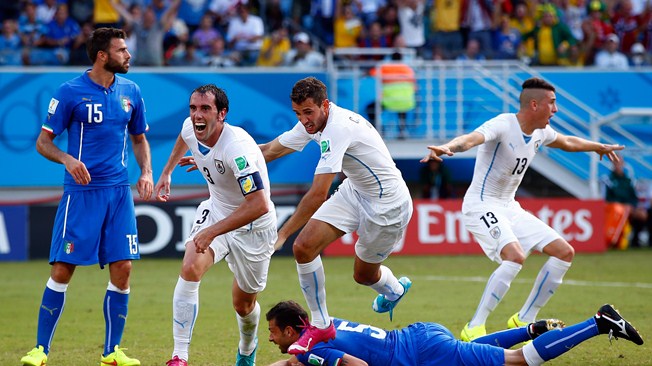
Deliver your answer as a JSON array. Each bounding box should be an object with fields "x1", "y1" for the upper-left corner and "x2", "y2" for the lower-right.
[
  {"x1": 547, "y1": 133, "x2": 624, "y2": 162},
  {"x1": 266, "y1": 353, "x2": 368, "y2": 366},
  {"x1": 130, "y1": 133, "x2": 154, "y2": 200},
  {"x1": 155, "y1": 134, "x2": 189, "y2": 202},
  {"x1": 420, "y1": 131, "x2": 485, "y2": 162},
  {"x1": 259, "y1": 138, "x2": 296, "y2": 163}
]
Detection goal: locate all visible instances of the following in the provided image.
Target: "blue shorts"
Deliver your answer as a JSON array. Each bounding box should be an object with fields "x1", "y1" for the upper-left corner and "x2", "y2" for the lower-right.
[
  {"x1": 411, "y1": 323, "x2": 505, "y2": 366},
  {"x1": 49, "y1": 186, "x2": 140, "y2": 267}
]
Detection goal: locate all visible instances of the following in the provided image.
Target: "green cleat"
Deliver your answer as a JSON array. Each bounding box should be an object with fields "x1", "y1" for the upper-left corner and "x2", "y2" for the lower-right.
[
  {"x1": 460, "y1": 323, "x2": 486, "y2": 342},
  {"x1": 100, "y1": 346, "x2": 140, "y2": 366},
  {"x1": 21, "y1": 346, "x2": 47, "y2": 366},
  {"x1": 507, "y1": 312, "x2": 528, "y2": 329}
]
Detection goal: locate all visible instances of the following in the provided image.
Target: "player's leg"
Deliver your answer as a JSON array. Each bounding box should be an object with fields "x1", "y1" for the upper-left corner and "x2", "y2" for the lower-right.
[
  {"x1": 473, "y1": 319, "x2": 565, "y2": 349},
  {"x1": 519, "y1": 305, "x2": 643, "y2": 366},
  {"x1": 232, "y1": 283, "x2": 260, "y2": 365}
]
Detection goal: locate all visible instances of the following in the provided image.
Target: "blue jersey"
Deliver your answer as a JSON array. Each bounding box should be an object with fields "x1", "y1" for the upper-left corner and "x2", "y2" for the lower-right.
[
  {"x1": 43, "y1": 70, "x2": 148, "y2": 190},
  {"x1": 297, "y1": 318, "x2": 504, "y2": 366}
]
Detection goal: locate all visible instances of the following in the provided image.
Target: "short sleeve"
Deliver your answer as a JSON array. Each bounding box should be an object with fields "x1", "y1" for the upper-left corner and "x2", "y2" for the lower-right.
[
  {"x1": 42, "y1": 84, "x2": 73, "y2": 136},
  {"x1": 127, "y1": 84, "x2": 148, "y2": 135},
  {"x1": 278, "y1": 122, "x2": 312, "y2": 151}
]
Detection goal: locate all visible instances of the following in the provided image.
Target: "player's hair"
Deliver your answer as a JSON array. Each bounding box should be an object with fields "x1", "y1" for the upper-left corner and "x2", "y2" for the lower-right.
[
  {"x1": 521, "y1": 78, "x2": 555, "y2": 92},
  {"x1": 87, "y1": 27, "x2": 126, "y2": 63},
  {"x1": 290, "y1": 77, "x2": 328, "y2": 105},
  {"x1": 191, "y1": 84, "x2": 230, "y2": 113},
  {"x1": 266, "y1": 300, "x2": 309, "y2": 333}
]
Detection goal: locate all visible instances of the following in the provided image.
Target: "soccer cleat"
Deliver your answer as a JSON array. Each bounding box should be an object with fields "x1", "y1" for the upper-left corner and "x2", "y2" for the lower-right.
[
  {"x1": 527, "y1": 319, "x2": 566, "y2": 340},
  {"x1": 507, "y1": 312, "x2": 528, "y2": 329},
  {"x1": 21, "y1": 346, "x2": 47, "y2": 366},
  {"x1": 165, "y1": 356, "x2": 188, "y2": 366},
  {"x1": 372, "y1": 277, "x2": 412, "y2": 321},
  {"x1": 595, "y1": 304, "x2": 644, "y2": 345},
  {"x1": 460, "y1": 323, "x2": 486, "y2": 342},
  {"x1": 235, "y1": 345, "x2": 257, "y2": 366},
  {"x1": 100, "y1": 345, "x2": 140, "y2": 366},
  {"x1": 287, "y1": 320, "x2": 336, "y2": 355}
]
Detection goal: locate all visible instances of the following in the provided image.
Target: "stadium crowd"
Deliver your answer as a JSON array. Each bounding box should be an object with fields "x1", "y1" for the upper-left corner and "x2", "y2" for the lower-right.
[{"x1": 1, "y1": 0, "x2": 651, "y2": 68}]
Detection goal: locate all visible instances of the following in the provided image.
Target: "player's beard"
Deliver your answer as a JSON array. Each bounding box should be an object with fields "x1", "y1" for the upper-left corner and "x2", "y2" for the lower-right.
[{"x1": 104, "y1": 55, "x2": 129, "y2": 74}]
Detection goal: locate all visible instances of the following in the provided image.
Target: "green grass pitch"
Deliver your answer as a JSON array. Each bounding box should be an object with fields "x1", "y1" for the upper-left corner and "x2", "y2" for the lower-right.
[{"x1": 2, "y1": 250, "x2": 651, "y2": 365}]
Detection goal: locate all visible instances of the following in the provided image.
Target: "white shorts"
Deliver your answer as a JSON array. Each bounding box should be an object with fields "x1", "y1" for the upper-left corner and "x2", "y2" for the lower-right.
[
  {"x1": 313, "y1": 179, "x2": 413, "y2": 263},
  {"x1": 186, "y1": 200, "x2": 277, "y2": 294},
  {"x1": 462, "y1": 200, "x2": 561, "y2": 263}
]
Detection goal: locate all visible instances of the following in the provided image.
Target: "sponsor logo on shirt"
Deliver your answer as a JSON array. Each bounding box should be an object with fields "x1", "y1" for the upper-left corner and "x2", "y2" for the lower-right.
[
  {"x1": 120, "y1": 96, "x2": 131, "y2": 112},
  {"x1": 64, "y1": 240, "x2": 74, "y2": 254},
  {"x1": 235, "y1": 156, "x2": 249, "y2": 171},
  {"x1": 48, "y1": 98, "x2": 59, "y2": 114},
  {"x1": 320, "y1": 139, "x2": 331, "y2": 154},
  {"x1": 214, "y1": 159, "x2": 225, "y2": 174}
]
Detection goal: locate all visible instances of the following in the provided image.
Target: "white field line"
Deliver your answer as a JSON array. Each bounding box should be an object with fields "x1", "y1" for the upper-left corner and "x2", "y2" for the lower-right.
[{"x1": 416, "y1": 275, "x2": 652, "y2": 289}]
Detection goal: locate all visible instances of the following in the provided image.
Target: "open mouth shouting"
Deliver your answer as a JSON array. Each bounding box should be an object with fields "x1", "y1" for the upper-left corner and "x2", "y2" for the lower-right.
[{"x1": 195, "y1": 122, "x2": 207, "y2": 132}]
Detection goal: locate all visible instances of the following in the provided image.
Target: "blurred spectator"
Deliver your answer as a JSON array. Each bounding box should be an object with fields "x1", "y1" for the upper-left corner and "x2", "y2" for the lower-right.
[
  {"x1": 510, "y1": 1, "x2": 536, "y2": 62},
  {"x1": 256, "y1": 27, "x2": 290, "y2": 66},
  {"x1": 225, "y1": 1, "x2": 264, "y2": 65},
  {"x1": 68, "y1": 0, "x2": 94, "y2": 24},
  {"x1": 522, "y1": 6, "x2": 577, "y2": 65},
  {"x1": 283, "y1": 31, "x2": 325, "y2": 67},
  {"x1": 308, "y1": 0, "x2": 335, "y2": 46},
  {"x1": 36, "y1": 0, "x2": 59, "y2": 24},
  {"x1": 205, "y1": 36, "x2": 239, "y2": 66},
  {"x1": 396, "y1": 0, "x2": 426, "y2": 56},
  {"x1": 358, "y1": 20, "x2": 391, "y2": 60},
  {"x1": 39, "y1": 3, "x2": 81, "y2": 65},
  {"x1": 192, "y1": 13, "x2": 221, "y2": 53},
  {"x1": 68, "y1": 21, "x2": 93, "y2": 65},
  {"x1": 581, "y1": 0, "x2": 613, "y2": 65},
  {"x1": 0, "y1": 19, "x2": 22, "y2": 66},
  {"x1": 334, "y1": 1, "x2": 363, "y2": 48},
  {"x1": 557, "y1": 0, "x2": 586, "y2": 41},
  {"x1": 0, "y1": 0, "x2": 21, "y2": 22},
  {"x1": 177, "y1": 0, "x2": 211, "y2": 34},
  {"x1": 558, "y1": 43, "x2": 586, "y2": 66},
  {"x1": 612, "y1": 0, "x2": 648, "y2": 53},
  {"x1": 629, "y1": 42, "x2": 650, "y2": 65},
  {"x1": 460, "y1": 0, "x2": 499, "y2": 58},
  {"x1": 112, "y1": 0, "x2": 181, "y2": 66},
  {"x1": 378, "y1": 3, "x2": 400, "y2": 41},
  {"x1": 456, "y1": 38, "x2": 487, "y2": 61},
  {"x1": 595, "y1": 33, "x2": 630, "y2": 68},
  {"x1": 355, "y1": 0, "x2": 385, "y2": 26},
  {"x1": 492, "y1": 14, "x2": 522, "y2": 60},
  {"x1": 604, "y1": 155, "x2": 648, "y2": 249},
  {"x1": 168, "y1": 39, "x2": 206, "y2": 65},
  {"x1": 94, "y1": 0, "x2": 122, "y2": 28},
  {"x1": 263, "y1": 0, "x2": 286, "y2": 32},
  {"x1": 209, "y1": 0, "x2": 240, "y2": 32},
  {"x1": 427, "y1": 0, "x2": 463, "y2": 59},
  {"x1": 18, "y1": 2, "x2": 48, "y2": 51},
  {"x1": 420, "y1": 159, "x2": 452, "y2": 199}
]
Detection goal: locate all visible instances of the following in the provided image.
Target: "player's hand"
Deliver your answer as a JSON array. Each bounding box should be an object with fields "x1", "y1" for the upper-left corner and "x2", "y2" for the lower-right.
[
  {"x1": 137, "y1": 172, "x2": 154, "y2": 200},
  {"x1": 598, "y1": 144, "x2": 625, "y2": 162},
  {"x1": 419, "y1": 145, "x2": 452, "y2": 163},
  {"x1": 179, "y1": 156, "x2": 198, "y2": 172},
  {"x1": 155, "y1": 175, "x2": 172, "y2": 202},
  {"x1": 64, "y1": 158, "x2": 91, "y2": 185},
  {"x1": 273, "y1": 237, "x2": 287, "y2": 251},
  {"x1": 193, "y1": 228, "x2": 215, "y2": 254}
]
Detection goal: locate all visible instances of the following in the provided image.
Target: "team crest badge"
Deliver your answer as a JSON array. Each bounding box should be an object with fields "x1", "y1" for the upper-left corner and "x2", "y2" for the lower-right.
[
  {"x1": 214, "y1": 159, "x2": 225, "y2": 174},
  {"x1": 534, "y1": 139, "x2": 542, "y2": 153},
  {"x1": 490, "y1": 227, "x2": 501, "y2": 239},
  {"x1": 120, "y1": 96, "x2": 131, "y2": 112},
  {"x1": 64, "y1": 241, "x2": 74, "y2": 254},
  {"x1": 320, "y1": 139, "x2": 331, "y2": 154}
]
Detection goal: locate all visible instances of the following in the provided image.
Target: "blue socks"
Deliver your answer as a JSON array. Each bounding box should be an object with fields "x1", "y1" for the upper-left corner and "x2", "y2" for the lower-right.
[
  {"x1": 532, "y1": 318, "x2": 598, "y2": 361},
  {"x1": 36, "y1": 281, "x2": 67, "y2": 354},
  {"x1": 473, "y1": 327, "x2": 530, "y2": 348},
  {"x1": 103, "y1": 287, "x2": 129, "y2": 356}
]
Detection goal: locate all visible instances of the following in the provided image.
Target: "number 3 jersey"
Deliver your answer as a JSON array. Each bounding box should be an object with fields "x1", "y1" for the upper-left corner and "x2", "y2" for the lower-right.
[
  {"x1": 180, "y1": 117, "x2": 275, "y2": 230},
  {"x1": 43, "y1": 71, "x2": 148, "y2": 189},
  {"x1": 463, "y1": 113, "x2": 557, "y2": 208}
]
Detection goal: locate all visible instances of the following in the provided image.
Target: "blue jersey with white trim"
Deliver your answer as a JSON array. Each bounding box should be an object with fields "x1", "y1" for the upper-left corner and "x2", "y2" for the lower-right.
[{"x1": 43, "y1": 70, "x2": 148, "y2": 190}]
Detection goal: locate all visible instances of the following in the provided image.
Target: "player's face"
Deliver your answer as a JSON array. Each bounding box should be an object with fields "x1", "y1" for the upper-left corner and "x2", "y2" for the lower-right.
[
  {"x1": 103, "y1": 38, "x2": 131, "y2": 74},
  {"x1": 536, "y1": 90, "x2": 558, "y2": 128},
  {"x1": 292, "y1": 97, "x2": 329, "y2": 134},
  {"x1": 268, "y1": 319, "x2": 296, "y2": 354},
  {"x1": 189, "y1": 91, "x2": 225, "y2": 146}
]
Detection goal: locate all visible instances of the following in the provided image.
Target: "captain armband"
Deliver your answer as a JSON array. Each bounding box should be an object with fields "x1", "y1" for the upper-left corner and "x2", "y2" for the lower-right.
[{"x1": 237, "y1": 171, "x2": 264, "y2": 196}]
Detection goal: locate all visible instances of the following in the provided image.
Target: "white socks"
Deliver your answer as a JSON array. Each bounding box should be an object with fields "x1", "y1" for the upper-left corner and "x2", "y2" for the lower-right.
[
  {"x1": 518, "y1": 257, "x2": 571, "y2": 323},
  {"x1": 469, "y1": 261, "x2": 522, "y2": 327},
  {"x1": 236, "y1": 301, "x2": 260, "y2": 356},
  {"x1": 370, "y1": 265, "x2": 404, "y2": 301},
  {"x1": 172, "y1": 277, "x2": 200, "y2": 361},
  {"x1": 296, "y1": 256, "x2": 330, "y2": 329}
]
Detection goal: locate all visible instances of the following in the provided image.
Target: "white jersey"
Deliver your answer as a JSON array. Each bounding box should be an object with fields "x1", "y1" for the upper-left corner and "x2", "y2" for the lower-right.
[
  {"x1": 181, "y1": 117, "x2": 275, "y2": 229},
  {"x1": 463, "y1": 113, "x2": 557, "y2": 207},
  {"x1": 278, "y1": 103, "x2": 406, "y2": 200}
]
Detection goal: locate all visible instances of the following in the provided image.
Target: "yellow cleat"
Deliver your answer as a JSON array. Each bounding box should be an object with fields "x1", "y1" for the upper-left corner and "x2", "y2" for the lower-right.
[
  {"x1": 100, "y1": 345, "x2": 140, "y2": 366},
  {"x1": 460, "y1": 323, "x2": 486, "y2": 342},
  {"x1": 507, "y1": 312, "x2": 528, "y2": 329},
  {"x1": 21, "y1": 346, "x2": 47, "y2": 366}
]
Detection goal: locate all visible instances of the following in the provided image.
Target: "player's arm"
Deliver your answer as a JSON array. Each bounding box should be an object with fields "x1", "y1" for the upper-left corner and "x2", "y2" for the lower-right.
[
  {"x1": 36, "y1": 129, "x2": 91, "y2": 185},
  {"x1": 130, "y1": 133, "x2": 154, "y2": 200},
  {"x1": 275, "y1": 172, "x2": 336, "y2": 250},
  {"x1": 155, "y1": 133, "x2": 190, "y2": 202},
  {"x1": 547, "y1": 133, "x2": 624, "y2": 162},
  {"x1": 259, "y1": 137, "x2": 296, "y2": 163},
  {"x1": 420, "y1": 131, "x2": 485, "y2": 163},
  {"x1": 194, "y1": 188, "x2": 271, "y2": 253}
]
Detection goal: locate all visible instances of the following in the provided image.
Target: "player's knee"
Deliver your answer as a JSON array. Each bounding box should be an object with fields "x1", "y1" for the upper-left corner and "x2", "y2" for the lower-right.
[
  {"x1": 180, "y1": 261, "x2": 204, "y2": 281},
  {"x1": 352, "y1": 271, "x2": 376, "y2": 285},
  {"x1": 233, "y1": 299, "x2": 256, "y2": 317},
  {"x1": 556, "y1": 244, "x2": 575, "y2": 262},
  {"x1": 292, "y1": 240, "x2": 318, "y2": 263},
  {"x1": 503, "y1": 252, "x2": 526, "y2": 264}
]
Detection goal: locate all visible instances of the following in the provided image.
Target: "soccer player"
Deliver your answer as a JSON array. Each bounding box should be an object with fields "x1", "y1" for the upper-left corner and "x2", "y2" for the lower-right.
[
  {"x1": 266, "y1": 300, "x2": 644, "y2": 366},
  {"x1": 21, "y1": 28, "x2": 153, "y2": 366},
  {"x1": 259, "y1": 77, "x2": 413, "y2": 354},
  {"x1": 420, "y1": 77, "x2": 625, "y2": 341},
  {"x1": 154, "y1": 84, "x2": 277, "y2": 366}
]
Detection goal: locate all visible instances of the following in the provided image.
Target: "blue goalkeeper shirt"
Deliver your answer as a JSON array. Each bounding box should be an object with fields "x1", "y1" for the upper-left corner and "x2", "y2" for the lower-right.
[{"x1": 43, "y1": 70, "x2": 148, "y2": 190}]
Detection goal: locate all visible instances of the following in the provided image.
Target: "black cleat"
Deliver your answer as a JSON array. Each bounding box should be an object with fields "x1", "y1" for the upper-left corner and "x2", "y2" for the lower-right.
[
  {"x1": 595, "y1": 304, "x2": 644, "y2": 345},
  {"x1": 527, "y1": 319, "x2": 565, "y2": 340}
]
